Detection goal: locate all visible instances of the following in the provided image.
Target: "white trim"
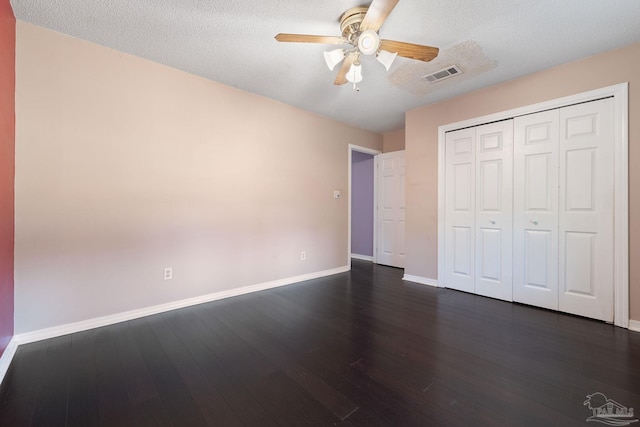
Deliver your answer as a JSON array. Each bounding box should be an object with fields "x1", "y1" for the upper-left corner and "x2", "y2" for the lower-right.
[
  {"x1": 14, "y1": 265, "x2": 349, "y2": 345},
  {"x1": 351, "y1": 253, "x2": 374, "y2": 262},
  {"x1": 437, "y1": 83, "x2": 629, "y2": 327},
  {"x1": 403, "y1": 274, "x2": 439, "y2": 287},
  {"x1": 629, "y1": 320, "x2": 640, "y2": 333},
  {"x1": 0, "y1": 337, "x2": 18, "y2": 386},
  {"x1": 348, "y1": 145, "x2": 381, "y2": 156},
  {"x1": 437, "y1": 124, "x2": 447, "y2": 288},
  {"x1": 613, "y1": 84, "x2": 629, "y2": 329},
  {"x1": 348, "y1": 144, "x2": 381, "y2": 267}
]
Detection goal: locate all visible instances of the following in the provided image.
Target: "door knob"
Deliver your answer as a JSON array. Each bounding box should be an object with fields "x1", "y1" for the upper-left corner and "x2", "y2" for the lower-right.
[
  {"x1": 531, "y1": 220, "x2": 539, "y2": 225},
  {"x1": 490, "y1": 220, "x2": 496, "y2": 224}
]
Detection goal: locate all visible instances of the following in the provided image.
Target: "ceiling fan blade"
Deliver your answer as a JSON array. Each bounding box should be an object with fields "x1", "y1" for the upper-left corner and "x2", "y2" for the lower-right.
[
  {"x1": 275, "y1": 33, "x2": 347, "y2": 44},
  {"x1": 334, "y1": 53, "x2": 356, "y2": 85},
  {"x1": 380, "y1": 39, "x2": 439, "y2": 62},
  {"x1": 360, "y1": 0, "x2": 400, "y2": 32}
]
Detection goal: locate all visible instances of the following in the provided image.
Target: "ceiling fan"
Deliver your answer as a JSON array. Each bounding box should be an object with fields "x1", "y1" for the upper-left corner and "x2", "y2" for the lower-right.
[{"x1": 274, "y1": 0, "x2": 439, "y2": 90}]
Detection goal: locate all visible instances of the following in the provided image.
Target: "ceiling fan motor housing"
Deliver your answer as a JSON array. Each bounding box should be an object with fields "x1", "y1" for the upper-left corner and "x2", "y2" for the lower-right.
[
  {"x1": 340, "y1": 7, "x2": 381, "y2": 55},
  {"x1": 339, "y1": 7, "x2": 368, "y2": 41}
]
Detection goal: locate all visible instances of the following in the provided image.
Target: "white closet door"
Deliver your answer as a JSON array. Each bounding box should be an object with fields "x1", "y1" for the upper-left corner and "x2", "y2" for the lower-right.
[
  {"x1": 376, "y1": 151, "x2": 406, "y2": 268},
  {"x1": 444, "y1": 128, "x2": 475, "y2": 293},
  {"x1": 513, "y1": 110, "x2": 560, "y2": 309},
  {"x1": 474, "y1": 121, "x2": 514, "y2": 301},
  {"x1": 558, "y1": 99, "x2": 614, "y2": 322}
]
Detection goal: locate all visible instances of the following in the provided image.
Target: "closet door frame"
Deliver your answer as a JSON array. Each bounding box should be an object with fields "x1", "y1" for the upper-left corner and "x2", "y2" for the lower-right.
[{"x1": 437, "y1": 83, "x2": 629, "y2": 329}]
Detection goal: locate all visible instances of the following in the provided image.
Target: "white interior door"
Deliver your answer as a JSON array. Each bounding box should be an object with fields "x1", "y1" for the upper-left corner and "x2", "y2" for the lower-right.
[
  {"x1": 558, "y1": 98, "x2": 614, "y2": 322},
  {"x1": 376, "y1": 151, "x2": 406, "y2": 268},
  {"x1": 444, "y1": 128, "x2": 475, "y2": 293},
  {"x1": 513, "y1": 110, "x2": 560, "y2": 309},
  {"x1": 474, "y1": 121, "x2": 513, "y2": 301}
]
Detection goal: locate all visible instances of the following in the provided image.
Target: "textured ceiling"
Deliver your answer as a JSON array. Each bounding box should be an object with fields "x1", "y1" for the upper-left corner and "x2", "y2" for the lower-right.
[{"x1": 10, "y1": 0, "x2": 640, "y2": 133}]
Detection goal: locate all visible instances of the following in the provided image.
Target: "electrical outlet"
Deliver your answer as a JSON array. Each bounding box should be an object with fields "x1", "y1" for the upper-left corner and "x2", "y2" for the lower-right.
[
  {"x1": 300, "y1": 251, "x2": 306, "y2": 261},
  {"x1": 163, "y1": 267, "x2": 172, "y2": 280}
]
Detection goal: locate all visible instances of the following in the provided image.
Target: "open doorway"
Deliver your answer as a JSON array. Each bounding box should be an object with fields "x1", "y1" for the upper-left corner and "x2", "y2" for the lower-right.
[{"x1": 348, "y1": 145, "x2": 380, "y2": 264}]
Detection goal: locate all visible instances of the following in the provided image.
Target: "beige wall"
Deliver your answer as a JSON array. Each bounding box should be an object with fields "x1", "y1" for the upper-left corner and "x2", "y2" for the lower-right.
[
  {"x1": 405, "y1": 41, "x2": 640, "y2": 321},
  {"x1": 383, "y1": 129, "x2": 405, "y2": 152},
  {"x1": 14, "y1": 22, "x2": 382, "y2": 333}
]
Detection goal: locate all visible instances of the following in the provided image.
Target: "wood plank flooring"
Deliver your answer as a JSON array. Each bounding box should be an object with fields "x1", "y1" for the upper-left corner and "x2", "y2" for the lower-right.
[{"x1": 1, "y1": 260, "x2": 639, "y2": 426}]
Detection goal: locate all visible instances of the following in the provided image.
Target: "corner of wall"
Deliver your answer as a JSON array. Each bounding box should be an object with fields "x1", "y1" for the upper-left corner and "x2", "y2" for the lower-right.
[
  {"x1": 382, "y1": 129, "x2": 406, "y2": 153},
  {"x1": 0, "y1": 337, "x2": 17, "y2": 385},
  {"x1": 0, "y1": 0, "x2": 16, "y2": 359}
]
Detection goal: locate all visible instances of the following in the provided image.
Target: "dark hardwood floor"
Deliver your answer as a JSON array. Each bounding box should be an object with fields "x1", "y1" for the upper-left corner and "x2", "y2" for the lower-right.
[{"x1": 1, "y1": 260, "x2": 639, "y2": 426}]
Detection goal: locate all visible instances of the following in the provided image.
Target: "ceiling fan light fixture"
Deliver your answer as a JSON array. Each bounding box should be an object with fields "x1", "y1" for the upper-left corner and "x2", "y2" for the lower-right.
[
  {"x1": 357, "y1": 30, "x2": 380, "y2": 55},
  {"x1": 376, "y1": 49, "x2": 398, "y2": 71},
  {"x1": 274, "y1": 2, "x2": 440, "y2": 87},
  {"x1": 346, "y1": 63, "x2": 363, "y2": 83},
  {"x1": 323, "y1": 48, "x2": 346, "y2": 70}
]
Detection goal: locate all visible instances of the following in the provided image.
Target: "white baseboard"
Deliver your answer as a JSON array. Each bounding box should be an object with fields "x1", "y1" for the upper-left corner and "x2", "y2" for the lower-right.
[
  {"x1": 629, "y1": 320, "x2": 640, "y2": 333},
  {"x1": 403, "y1": 274, "x2": 439, "y2": 287},
  {"x1": 14, "y1": 265, "x2": 349, "y2": 346},
  {"x1": 0, "y1": 337, "x2": 18, "y2": 386},
  {"x1": 350, "y1": 253, "x2": 374, "y2": 262}
]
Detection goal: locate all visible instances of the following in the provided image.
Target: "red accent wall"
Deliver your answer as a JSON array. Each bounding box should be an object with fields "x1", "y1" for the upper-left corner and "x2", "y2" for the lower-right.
[{"x1": 0, "y1": 0, "x2": 15, "y2": 357}]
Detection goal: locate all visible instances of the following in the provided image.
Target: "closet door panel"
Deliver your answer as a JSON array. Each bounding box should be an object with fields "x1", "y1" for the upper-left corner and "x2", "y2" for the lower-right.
[
  {"x1": 444, "y1": 128, "x2": 476, "y2": 293},
  {"x1": 513, "y1": 110, "x2": 560, "y2": 309},
  {"x1": 474, "y1": 121, "x2": 513, "y2": 301},
  {"x1": 558, "y1": 98, "x2": 614, "y2": 322}
]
